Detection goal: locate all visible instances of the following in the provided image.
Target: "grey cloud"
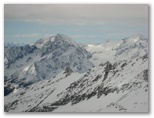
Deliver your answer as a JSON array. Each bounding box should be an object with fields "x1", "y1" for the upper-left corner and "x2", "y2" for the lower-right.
[
  {"x1": 4, "y1": 4, "x2": 148, "y2": 25},
  {"x1": 5, "y1": 34, "x2": 41, "y2": 38},
  {"x1": 71, "y1": 35, "x2": 96, "y2": 39}
]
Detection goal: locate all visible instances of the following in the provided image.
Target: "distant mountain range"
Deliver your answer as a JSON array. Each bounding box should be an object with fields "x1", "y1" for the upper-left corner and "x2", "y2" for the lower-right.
[{"x1": 4, "y1": 42, "x2": 26, "y2": 47}]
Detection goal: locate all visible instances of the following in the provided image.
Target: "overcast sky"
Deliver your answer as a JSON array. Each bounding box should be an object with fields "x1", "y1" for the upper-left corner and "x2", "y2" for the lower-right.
[{"x1": 4, "y1": 4, "x2": 149, "y2": 44}]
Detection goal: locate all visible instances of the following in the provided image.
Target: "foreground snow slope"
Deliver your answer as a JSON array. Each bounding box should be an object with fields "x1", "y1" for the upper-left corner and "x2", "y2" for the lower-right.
[
  {"x1": 4, "y1": 55, "x2": 148, "y2": 112},
  {"x1": 4, "y1": 34, "x2": 148, "y2": 112}
]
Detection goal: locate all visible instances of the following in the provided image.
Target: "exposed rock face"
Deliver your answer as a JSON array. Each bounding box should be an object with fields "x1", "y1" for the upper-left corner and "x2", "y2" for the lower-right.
[
  {"x1": 4, "y1": 45, "x2": 37, "y2": 68},
  {"x1": 64, "y1": 67, "x2": 73, "y2": 77}
]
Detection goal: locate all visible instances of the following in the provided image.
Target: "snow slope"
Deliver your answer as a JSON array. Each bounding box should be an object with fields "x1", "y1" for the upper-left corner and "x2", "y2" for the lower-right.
[{"x1": 4, "y1": 55, "x2": 148, "y2": 112}]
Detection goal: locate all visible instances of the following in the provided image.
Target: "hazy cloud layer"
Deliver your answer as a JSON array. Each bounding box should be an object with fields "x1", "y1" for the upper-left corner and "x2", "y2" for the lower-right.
[
  {"x1": 4, "y1": 4, "x2": 149, "y2": 44},
  {"x1": 5, "y1": 34, "x2": 41, "y2": 38},
  {"x1": 4, "y1": 4, "x2": 148, "y2": 25}
]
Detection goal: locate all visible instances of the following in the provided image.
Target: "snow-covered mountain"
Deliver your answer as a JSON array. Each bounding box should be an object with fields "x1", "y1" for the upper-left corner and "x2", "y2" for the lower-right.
[
  {"x1": 4, "y1": 34, "x2": 93, "y2": 95},
  {"x1": 4, "y1": 34, "x2": 148, "y2": 112},
  {"x1": 85, "y1": 34, "x2": 148, "y2": 66}
]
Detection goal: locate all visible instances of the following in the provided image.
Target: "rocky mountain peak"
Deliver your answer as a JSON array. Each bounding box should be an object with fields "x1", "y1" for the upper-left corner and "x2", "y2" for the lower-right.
[
  {"x1": 63, "y1": 66, "x2": 73, "y2": 77},
  {"x1": 122, "y1": 34, "x2": 147, "y2": 43},
  {"x1": 54, "y1": 34, "x2": 79, "y2": 48},
  {"x1": 4, "y1": 34, "x2": 93, "y2": 90}
]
